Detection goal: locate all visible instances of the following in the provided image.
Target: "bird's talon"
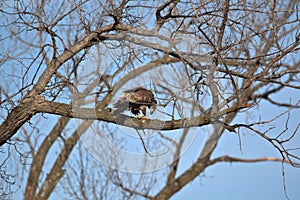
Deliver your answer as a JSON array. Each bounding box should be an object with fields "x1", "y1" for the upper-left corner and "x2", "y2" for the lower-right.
[{"x1": 137, "y1": 115, "x2": 149, "y2": 120}]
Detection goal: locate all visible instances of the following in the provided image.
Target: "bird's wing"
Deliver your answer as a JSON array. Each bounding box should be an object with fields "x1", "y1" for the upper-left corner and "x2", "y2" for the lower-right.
[
  {"x1": 127, "y1": 88, "x2": 155, "y2": 105},
  {"x1": 113, "y1": 92, "x2": 129, "y2": 107},
  {"x1": 113, "y1": 92, "x2": 131, "y2": 115},
  {"x1": 114, "y1": 88, "x2": 155, "y2": 107}
]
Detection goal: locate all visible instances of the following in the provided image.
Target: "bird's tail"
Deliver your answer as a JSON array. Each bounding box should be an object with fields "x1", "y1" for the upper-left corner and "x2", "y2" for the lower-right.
[{"x1": 112, "y1": 103, "x2": 127, "y2": 116}]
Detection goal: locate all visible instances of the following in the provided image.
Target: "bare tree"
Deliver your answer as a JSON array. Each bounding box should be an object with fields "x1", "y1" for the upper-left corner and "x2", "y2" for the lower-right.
[{"x1": 0, "y1": 0, "x2": 299, "y2": 199}]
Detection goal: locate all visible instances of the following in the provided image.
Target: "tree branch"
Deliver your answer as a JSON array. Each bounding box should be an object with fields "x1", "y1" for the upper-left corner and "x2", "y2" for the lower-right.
[
  {"x1": 38, "y1": 99, "x2": 211, "y2": 131},
  {"x1": 208, "y1": 155, "x2": 300, "y2": 167}
]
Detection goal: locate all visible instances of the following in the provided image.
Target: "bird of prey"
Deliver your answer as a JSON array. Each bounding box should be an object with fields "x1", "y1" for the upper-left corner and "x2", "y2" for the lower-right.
[{"x1": 113, "y1": 87, "x2": 157, "y2": 119}]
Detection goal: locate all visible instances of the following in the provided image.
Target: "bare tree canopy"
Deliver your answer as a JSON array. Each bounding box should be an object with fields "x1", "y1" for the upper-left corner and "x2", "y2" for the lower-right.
[{"x1": 0, "y1": 0, "x2": 299, "y2": 199}]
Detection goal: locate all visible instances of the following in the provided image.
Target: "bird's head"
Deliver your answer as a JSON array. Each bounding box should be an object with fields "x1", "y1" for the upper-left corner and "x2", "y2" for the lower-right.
[{"x1": 149, "y1": 100, "x2": 157, "y2": 115}]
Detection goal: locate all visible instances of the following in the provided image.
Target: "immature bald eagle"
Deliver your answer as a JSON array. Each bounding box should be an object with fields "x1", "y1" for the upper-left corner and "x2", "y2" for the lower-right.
[{"x1": 113, "y1": 87, "x2": 157, "y2": 118}]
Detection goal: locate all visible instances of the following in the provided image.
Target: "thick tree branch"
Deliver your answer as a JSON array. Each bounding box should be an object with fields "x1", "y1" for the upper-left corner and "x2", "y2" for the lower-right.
[
  {"x1": 0, "y1": 95, "x2": 253, "y2": 147},
  {"x1": 35, "y1": 98, "x2": 251, "y2": 131},
  {"x1": 0, "y1": 96, "x2": 45, "y2": 146},
  {"x1": 38, "y1": 99, "x2": 211, "y2": 131}
]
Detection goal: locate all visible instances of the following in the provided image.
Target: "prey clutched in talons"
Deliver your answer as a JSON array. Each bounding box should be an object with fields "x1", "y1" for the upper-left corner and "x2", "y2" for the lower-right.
[{"x1": 137, "y1": 113, "x2": 150, "y2": 120}]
